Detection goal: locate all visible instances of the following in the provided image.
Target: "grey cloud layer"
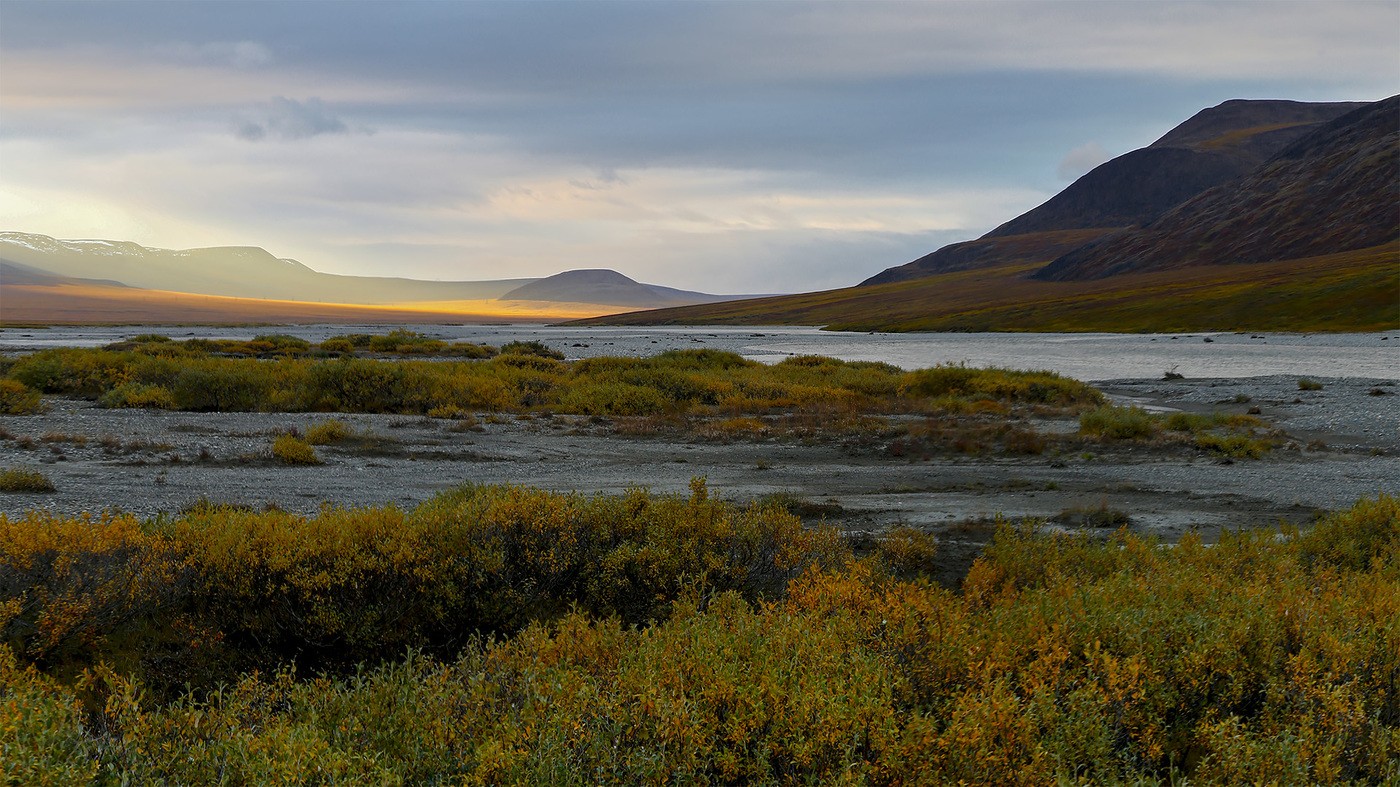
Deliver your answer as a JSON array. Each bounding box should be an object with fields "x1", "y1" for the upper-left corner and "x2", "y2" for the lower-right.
[
  {"x1": 1, "y1": 1, "x2": 1396, "y2": 291},
  {"x1": 235, "y1": 97, "x2": 353, "y2": 142}
]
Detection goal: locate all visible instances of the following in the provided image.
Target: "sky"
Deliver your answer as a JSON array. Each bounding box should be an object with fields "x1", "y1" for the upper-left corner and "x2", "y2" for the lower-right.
[{"x1": 1, "y1": 1, "x2": 1397, "y2": 293}]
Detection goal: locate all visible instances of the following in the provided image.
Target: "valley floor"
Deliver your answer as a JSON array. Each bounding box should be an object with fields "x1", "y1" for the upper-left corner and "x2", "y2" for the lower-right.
[{"x1": 4, "y1": 375, "x2": 1395, "y2": 585}]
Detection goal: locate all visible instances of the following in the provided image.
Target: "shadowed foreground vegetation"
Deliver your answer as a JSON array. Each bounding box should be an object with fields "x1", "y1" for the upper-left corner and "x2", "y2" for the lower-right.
[
  {"x1": 2, "y1": 488, "x2": 1397, "y2": 784},
  {"x1": 1, "y1": 335, "x2": 1103, "y2": 419}
]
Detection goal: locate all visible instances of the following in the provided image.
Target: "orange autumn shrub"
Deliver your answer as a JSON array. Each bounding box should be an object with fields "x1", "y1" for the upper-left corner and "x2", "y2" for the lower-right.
[{"x1": 3, "y1": 495, "x2": 1395, "y2": 784}]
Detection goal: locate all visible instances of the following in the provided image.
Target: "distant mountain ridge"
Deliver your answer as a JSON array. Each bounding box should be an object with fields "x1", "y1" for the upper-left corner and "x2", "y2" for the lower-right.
[
  {"x1": 0, "y1": 232, "x2": 750, "y2": 312},
  {"x1": 501, "y1": 269, "x2": 741, "y2": 308},
  {"x1": 0, "y1": 233, "x2": 529, "y2": 304}
]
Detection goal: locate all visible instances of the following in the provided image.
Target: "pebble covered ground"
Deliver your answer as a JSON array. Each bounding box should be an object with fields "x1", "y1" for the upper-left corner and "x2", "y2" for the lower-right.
[{"x1": 2, "y1": 376, "x2": 1395, "y2": 553}]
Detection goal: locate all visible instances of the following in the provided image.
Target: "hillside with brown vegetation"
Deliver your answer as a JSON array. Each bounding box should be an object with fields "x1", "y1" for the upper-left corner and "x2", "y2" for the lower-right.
[
  {"x1": 593, "y1": 97, "x2": 1396, "y2": 331},
  {"x1": 864, "y1": 98, "x2": 1362, "y2": 286},
  {"x1": 577, "y1": 244, "x2": 1397, "y2": 332},
  {"x1": 1037, "y1": 96, "x2": 1399, "y2": 280}
]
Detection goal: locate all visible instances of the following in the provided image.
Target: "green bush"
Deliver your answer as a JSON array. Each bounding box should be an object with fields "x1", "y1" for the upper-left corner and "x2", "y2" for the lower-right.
[
  {"x1": 303, "y1": 419, "x2": 353, "y2": 445},
  {"x1": 0, "y1": 379, "x2": 43, "y2": 415},
  {"x1": 317, "y1": 337, "x2": 355, "y2": 354},
  {"x1": 270, "y1": 434, "x2": 321, "y2": 465},
  {"x1": 1079, "y1": 404, "x2": 1159, "y2": 439},
  {"x1": 0, "y1": 468, "x2": 55, "y2": 493},
  {"x1": 98, "y1": 382, "x2": 176, "y2": 410},
  {"x1": 500, "y1": 340, "x2": 564, "y2": 360}
]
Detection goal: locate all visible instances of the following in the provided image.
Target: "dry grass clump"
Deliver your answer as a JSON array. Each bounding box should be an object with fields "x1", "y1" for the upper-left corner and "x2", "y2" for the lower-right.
[
  {"x1": 1080, "y1": 404, "x2": 1159, "y2": 440},
  {"x1": 270, "y1": 434, "x2": 321, "y2": 465},
  {"x1": 890, "y1": 417, "x2": 1048, "y2": 457},
  {"x1": 1298, "y1": 377, "x2": 1324, "y2": 391},
  {"x1": 1081, "y1": 405, "x2": 1278, "y2": 458},
  {"x1": 0, "y1": 468, "x2": 55, "y2": 493},
  {"x1": 302, "y1": 419, "x2": 353, "y2": 445}
]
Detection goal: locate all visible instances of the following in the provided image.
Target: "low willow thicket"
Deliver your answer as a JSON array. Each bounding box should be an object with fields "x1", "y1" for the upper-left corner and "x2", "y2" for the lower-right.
[
  {"x1": 1079, "y1": 405, "x2": 1282, "y2": 458},
  {"x1": 0, "y1": 481, "x2": 845, "y2": 696},
  {"x1": 3, "y1": 491, "x2": 1397, "y2": 784},
  {"x1": 1, "y1": 334, "x2": 1102, "y2": 419}
]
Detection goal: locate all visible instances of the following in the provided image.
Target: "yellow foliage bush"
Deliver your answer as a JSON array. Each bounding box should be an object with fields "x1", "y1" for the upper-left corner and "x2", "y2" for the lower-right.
[
  {"x1": 270, "y1": 434, "x2": 321, "y2": 465},
  {"x1": 3, "y1": 484, "x2": 1394, "y2": 783},
  {"x1": 0, "y1": 378, "x2": 43, "y2": 415}
]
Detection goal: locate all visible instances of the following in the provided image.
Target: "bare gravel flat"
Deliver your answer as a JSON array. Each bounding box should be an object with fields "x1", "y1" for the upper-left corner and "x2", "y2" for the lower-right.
[{"x1": 3, "y1": 376, "x2": 1395, "y2": 562}]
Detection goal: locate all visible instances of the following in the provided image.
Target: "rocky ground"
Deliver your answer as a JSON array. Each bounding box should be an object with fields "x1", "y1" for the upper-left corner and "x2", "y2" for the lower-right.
[{"x1": 2, "y1": 374, "x2": 1395, "y2": 584}]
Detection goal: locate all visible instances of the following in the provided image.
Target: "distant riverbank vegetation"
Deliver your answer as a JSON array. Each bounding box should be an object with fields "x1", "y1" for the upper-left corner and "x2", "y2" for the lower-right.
[
  {"x1": 0, "y1": 332, "x2": 1103, "y2": 419},
  {"x1": 3, "y1": 488, "x2": 1396, "y2": 783}
]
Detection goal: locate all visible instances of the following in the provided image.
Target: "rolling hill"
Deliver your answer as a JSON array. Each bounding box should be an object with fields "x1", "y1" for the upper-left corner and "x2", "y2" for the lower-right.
[
  {"x1": 0, "y1": 233, "x2": 753, "y2": 323},
  {"x1": 500, "y1": 269, "x2": 744, "y2": 308}
]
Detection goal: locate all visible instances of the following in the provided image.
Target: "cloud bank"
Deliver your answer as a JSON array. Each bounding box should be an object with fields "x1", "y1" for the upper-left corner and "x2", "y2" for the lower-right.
[{"x1": 1, "y1": 1, "x2": 1395, "y2": 292}]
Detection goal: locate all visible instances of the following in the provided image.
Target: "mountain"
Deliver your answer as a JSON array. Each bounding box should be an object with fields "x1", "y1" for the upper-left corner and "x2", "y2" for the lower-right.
[
  {"x1": 577, "y1": 96, "x2": 1397, "y2": 333},
  {"x1": 862, "y1": 99, "x2": 1365, "y2": 286},
  {"x1": 1035, "y1": 96, "x2": 1399, "y2": 280},
  {"x1": 500, "y1": 269, "x2": 740, "y2": 308},
  {"x1": 0, "y1": 260, "x2": 130, "y2": 289},
  {"x1": 0, "y1": 233, "x2": 529, "y2": 304},
  {"x1": 0, "y1": 234, "x2": 753, "y2": 321}
]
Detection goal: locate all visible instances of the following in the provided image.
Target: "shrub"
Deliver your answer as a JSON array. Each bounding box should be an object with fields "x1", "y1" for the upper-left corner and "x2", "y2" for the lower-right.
[
  {"x1": 559, "y1": 382, "x2": 669, "y2": 416},
  {"x1": 874, "y1": 526, "x2": 940, "y2": 580},
  {"x1": 303, "y1": 419, "x2": 353, "y2": 445},
  {"x1": 0, "y1": 379, "x2": 43, "y2": 415},
  {"x1": 0, "y1": 468, "x2": 55, "y2": 493},
  {"x1": 1, "y1": 496, "x2": 1397, "y2": 783},
  {"x1": 368, "y1": 330, "x2": 445, "y2": 355},
  {"x1": 98, "y1": 382, "x2": 176, "y2": 410},
  {"x1": 499, "y1": 340, "x2": 564, "y2": 360},
  {"x1": 317, "y1": 337, "x2": 355, "y2": 355},
  {"x1": 1195, "y1": 432, "x2": 1273, "y2": 459},
  {"x1": 1079, "y1": 404, "x2": 1158, "y2": 440},
  {"x1": 270, "y1": 435, "x2": 321, "y2": 465},
  {"x1": 1298, "y1": 378, "x2": 1324, "y2": 391}
]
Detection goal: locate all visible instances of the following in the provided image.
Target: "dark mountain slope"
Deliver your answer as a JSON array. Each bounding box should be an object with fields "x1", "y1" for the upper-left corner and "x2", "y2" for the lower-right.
[
  {"x1": 861, "y1": 229, "x2": 1108, "y2": 285},
  {"x1": 863, "y1": 99, "x2": 1363, "y2": 286},
  {"x1": 1149, "y1": 98, "x2": 1366, "y2": 152},
  {"x1": 1036, "y1": 95, "x2": 1400, "y2": 281}
]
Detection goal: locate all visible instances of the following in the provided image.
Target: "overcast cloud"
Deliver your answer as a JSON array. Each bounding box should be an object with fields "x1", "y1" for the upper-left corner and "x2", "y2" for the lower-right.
[{"x1": 1, "y1": 1, "x2": 1395, "y2": 292}]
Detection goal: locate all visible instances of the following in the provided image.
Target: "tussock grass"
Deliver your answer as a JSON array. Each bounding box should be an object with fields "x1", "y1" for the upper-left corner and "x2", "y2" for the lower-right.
[
  {"x1": 269, "y1": 434, "x2": 321, "y2": 465},
  {"x1": 0, "y1": 468, "x2": 55, "y2": 493},
  {"x1": 302, "y1": 419, "x2": 353, "y2": 445},
  {"x1": 1082, "y1": 404, "x2": 1280, "y2": 458}
]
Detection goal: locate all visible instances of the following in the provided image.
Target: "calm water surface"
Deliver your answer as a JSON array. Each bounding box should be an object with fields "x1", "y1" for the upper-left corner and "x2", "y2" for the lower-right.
[{"x1": 1, "y1": 325, "x2": 1395, "y2": 381}]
